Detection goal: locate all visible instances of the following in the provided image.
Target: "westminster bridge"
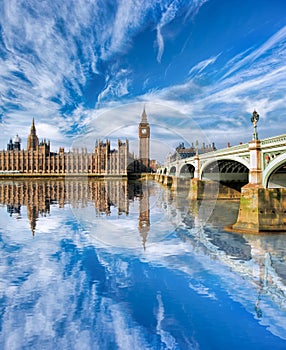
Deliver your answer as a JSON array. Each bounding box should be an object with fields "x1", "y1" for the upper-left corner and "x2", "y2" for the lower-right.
[{"x1": 155, "y1": 132, "x2": 286, "y2": 233}]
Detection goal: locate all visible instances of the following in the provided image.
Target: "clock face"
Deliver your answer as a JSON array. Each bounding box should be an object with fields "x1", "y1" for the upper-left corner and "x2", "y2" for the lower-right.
[{"x1": 141, "y1": 128, "x2": 147, "y2": 134}]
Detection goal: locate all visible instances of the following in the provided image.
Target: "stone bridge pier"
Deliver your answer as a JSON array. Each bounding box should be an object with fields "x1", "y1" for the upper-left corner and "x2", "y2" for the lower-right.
[{"x1": 233, "y1": 140, "x2": 286, "y2": 232}]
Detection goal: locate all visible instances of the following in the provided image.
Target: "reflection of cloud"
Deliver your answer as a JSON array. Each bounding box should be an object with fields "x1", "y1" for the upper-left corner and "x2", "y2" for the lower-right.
[
  {"x1": 156, "y1": 293, "x2": 176, "y2": 348},
  {"x1": 72, "y1": 192, "x2": 174, "y2": 249},
  {"x1": 109, "y1": 303, "x2": 148, "y2": 349},
  {"x1": 1, "y1": 184, "x2": 286, "y2": 348},
  {"x1": 188, "y1": 282, "x2": 217, "y2": 300}
]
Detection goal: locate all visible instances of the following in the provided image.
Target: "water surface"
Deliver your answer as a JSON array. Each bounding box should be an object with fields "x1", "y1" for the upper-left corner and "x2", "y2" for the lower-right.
[{"x1": 0, "y1": 179, "x2": 286, "y2": 349}]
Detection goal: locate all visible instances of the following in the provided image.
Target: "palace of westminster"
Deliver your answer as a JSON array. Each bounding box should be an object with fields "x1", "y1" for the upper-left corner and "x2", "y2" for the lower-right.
[
  {"x1": 0, "y1": 108, "x2": 216, "y2": 243},
  {"x1": 0, "y1": 108, "x2": 152, "y2": 176},
  {"x1": 0, "y1": 107, "x2": 216, "y2": 176}
]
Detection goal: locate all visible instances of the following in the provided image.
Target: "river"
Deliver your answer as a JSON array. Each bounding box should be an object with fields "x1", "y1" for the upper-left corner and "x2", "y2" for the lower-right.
[{"x1": 0, "y1": 179, "x2": 286, "y2": 349}]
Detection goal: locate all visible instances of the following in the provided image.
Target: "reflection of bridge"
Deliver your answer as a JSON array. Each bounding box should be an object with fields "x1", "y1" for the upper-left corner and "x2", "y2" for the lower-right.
[
  {"x1": 153, "y1": 185, "x2": 286, "y2": 332},
  {"x1": 156, "y1": 133, "x2": 286, "y2": 233}
]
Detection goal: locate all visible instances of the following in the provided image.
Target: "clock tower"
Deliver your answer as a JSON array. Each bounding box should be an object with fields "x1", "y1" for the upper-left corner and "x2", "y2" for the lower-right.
[{"x1": 138, "y1": 107, "x2": 150, "y2": 169}]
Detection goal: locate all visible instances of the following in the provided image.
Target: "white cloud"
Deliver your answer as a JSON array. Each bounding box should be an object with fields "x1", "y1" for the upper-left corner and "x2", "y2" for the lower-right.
[
  {"x1": 106, "y1": 0, "x2": 150, "y2": 57},
  {"x1": 0, "y1": 1, "x2": 286, "y2": 155},
  {"x1": 156, "y1": 0, "x2": 208, "y2": 63},
  {"x1": 98, "y1": 74, "x2": 130, "y2": 103},
  {"x1": 156, "y1": 26, "x2": 165, "y2": 63},
  {"x1": 189, "y1": 53, "x2": 221, "y2": 76},
  {"x1": 222, "y1": 25, "x2": 286, "y2": 79},
  {"x1": 156, "y1": 0, "x2": 183, "y2": 63}
]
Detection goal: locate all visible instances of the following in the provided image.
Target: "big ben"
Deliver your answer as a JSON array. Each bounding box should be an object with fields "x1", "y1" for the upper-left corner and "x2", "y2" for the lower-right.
[{"x1": 138, "y1": 107, "x2": 150, "y2": 169}]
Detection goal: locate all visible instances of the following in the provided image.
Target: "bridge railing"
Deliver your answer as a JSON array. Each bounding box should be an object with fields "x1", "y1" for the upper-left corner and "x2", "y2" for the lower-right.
[{"x1": 261, "y1": 134, "x2": 286, "y2": 147}]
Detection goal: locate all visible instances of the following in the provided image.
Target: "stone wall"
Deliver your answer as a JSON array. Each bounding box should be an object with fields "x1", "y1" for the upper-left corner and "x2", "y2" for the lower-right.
[{"x1": 233, "y1": 186, "x2": 286, "y2": 232}]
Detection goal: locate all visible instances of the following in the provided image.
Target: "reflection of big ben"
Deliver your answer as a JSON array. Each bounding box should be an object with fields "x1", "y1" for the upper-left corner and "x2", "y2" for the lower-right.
[
  {"x1": 138, "y1": 107, "x2": 150, "y2": 169},
  {"x1": 138, "y1": 183, "x2": 150, "y2": 250}
]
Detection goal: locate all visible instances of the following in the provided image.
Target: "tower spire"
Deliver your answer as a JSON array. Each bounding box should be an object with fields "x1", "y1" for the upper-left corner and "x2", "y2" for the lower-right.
[
  {"x1": 27, "y1": 118, "x2": 39, "y2": 151},
  {"x1": 141, "y1": 105, "x2": 148, "y2": 123},
  {"x1": 31, "y1": 117, "x2": 36, "y2": 133}
]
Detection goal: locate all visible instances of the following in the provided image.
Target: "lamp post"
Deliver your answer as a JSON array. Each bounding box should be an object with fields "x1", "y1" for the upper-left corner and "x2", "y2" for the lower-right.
[
  {"x1": 195, "y1": 140, "x2": 199, "y2": 156},
  {"x1": 248, "y1": 109, "x2": 262, "y2": 186},
  {"x1": 251, "y1": 110, "x2": 259, "y2": 140}
]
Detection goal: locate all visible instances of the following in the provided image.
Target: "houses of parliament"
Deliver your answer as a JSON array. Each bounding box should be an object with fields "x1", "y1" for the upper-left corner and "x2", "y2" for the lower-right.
[{"x1": 0, "y1": 108, "x2": 151, "y2": 176}]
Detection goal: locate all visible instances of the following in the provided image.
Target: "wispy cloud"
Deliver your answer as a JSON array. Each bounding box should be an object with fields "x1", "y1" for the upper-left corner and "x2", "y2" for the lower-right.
[
  {"x1": 102, "y1": 0, "x2": 154, "y2": 58},
  {"x1": 189, "y1": 53, "x2": 221, "y2": 76},
  {"x1": 156, "y1": 0, "x2": 180, "y2": 63},
  {"x1": 222, "y1": 25, "x2": 286, "y2": 79},
  {"x1": 98, "y1": 68, "x2": 131, "y2": 103},
  {"x1": 142, "y1": 24, "x2": 286, "y2": 147},
  {"x1": 156, "y1": 0, "x2": 208, "y2": 63},
  {"x1": 0, "y1": 0, "x2": 285, "y2": 154},
  {"x1": 0, "y1": 1, "x2": 103, "y2": 145},
  {"x1": 0, "y1": 0, "x2": 164, "y2": 148}
]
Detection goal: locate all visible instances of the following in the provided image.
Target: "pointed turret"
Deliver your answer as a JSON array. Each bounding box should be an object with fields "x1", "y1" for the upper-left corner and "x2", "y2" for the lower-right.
[
  {"x1": 27, "y1": 118, "x2": 39, "y2": 151},
  {"x1": 31, "y1": 118, "x2": 36, "y2": 133},
  {"x1": 141, "y1": 106, "x2": 148, "y2": 124}
]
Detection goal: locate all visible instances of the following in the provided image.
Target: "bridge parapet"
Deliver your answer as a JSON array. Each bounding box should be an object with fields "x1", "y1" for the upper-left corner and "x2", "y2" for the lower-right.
[
  {"x1": 261, "y1": 134, "x2": 286, "y2": 147},
  {"x1": 199, "y1": 143, "x2": 249, "y2": 160}
]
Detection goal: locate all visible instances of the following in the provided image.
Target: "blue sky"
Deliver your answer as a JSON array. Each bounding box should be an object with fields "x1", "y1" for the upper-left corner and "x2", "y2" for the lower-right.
[{"x1": 0, "y1": 0, "x2": 286, "y2": 160}]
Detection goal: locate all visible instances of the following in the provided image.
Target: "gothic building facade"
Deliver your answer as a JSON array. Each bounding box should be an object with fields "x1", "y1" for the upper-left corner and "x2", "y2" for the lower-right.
[{"x1": 0, "y1": 110, "x2": 151, "y2": 176}]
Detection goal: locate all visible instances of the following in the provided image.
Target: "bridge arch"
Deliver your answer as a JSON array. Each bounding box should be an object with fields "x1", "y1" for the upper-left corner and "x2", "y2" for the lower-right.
[
  {"x1": 179, "y1": 163, "x2": 195, "y2": 178},
  {"x1": 201, "y1": 156, "x2": 249, "y2": 175},
  {"x1": 201, "y1": 158, "x2": 249, "y2": 186},
  {"x1": 170, "y1": 166, "x2": 176, "y2": 175},
  {"x1": 263, "y1": 153, "x2": 286, "y2": 188}
]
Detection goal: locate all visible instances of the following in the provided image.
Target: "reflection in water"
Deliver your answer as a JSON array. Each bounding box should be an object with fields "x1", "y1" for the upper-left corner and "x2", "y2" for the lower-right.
[
  {"x1": 0, "y1": 180, "x2": 151, "y2": 243},
  {"x1": 0, "y1": 179, "x2": 286, "y2": 349}
]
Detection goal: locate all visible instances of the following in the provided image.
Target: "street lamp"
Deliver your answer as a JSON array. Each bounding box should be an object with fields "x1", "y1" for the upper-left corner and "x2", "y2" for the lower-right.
[{"x1": 251, "y1": 110, "x2": 259, "y2": 140}]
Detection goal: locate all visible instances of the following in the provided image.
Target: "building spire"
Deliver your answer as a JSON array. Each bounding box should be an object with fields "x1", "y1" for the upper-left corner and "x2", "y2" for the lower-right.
[
  {"x1": 31, "y1": 117, "x2": 36, "y2": 132},
  {"x1": 141, "y1": 105, "x2": 148, "y2": 123},
  {"x1": 27, "y1": 118, "x2": 39, "y2": 151}
]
